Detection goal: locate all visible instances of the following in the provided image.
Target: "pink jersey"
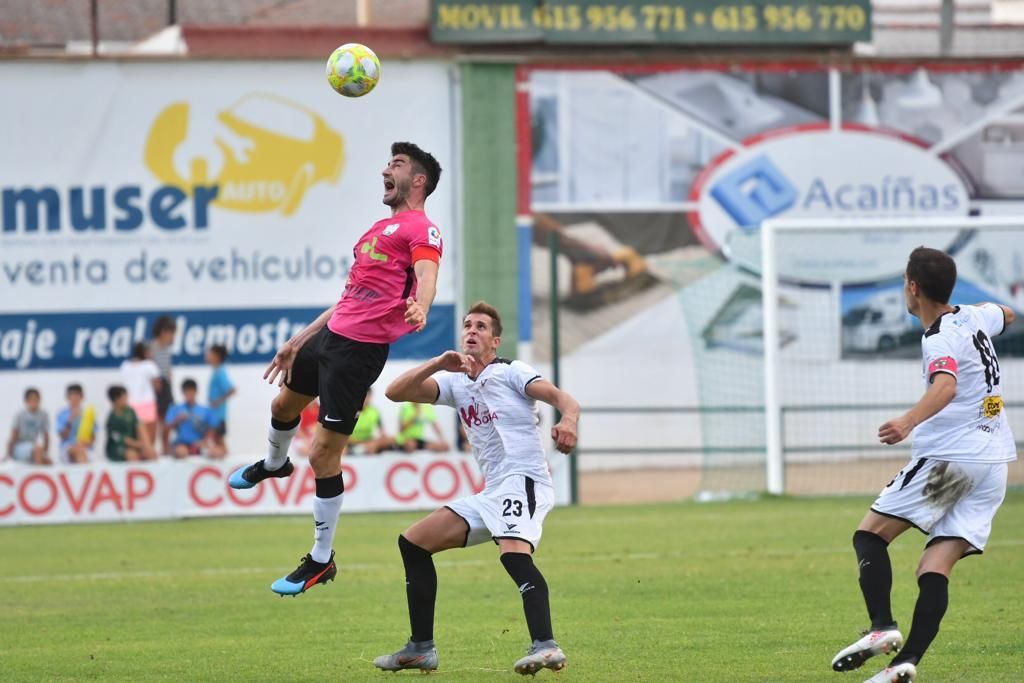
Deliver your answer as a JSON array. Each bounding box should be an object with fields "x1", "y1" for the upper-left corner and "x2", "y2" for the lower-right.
[{"x1": 328, "y1": 210, "x2": 443, "y2": 344}]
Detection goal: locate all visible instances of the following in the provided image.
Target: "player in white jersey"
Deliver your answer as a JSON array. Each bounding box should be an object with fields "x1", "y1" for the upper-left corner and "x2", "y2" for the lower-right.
[
  {"x1": 372, "y1": 301, "x2": 579, "y2": 676},
  {"x1": 831, "y1": 247, "x2": 1016, "y2": 683}
]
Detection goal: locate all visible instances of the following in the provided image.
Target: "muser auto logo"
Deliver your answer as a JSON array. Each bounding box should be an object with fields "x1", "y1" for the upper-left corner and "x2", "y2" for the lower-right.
[
  {"x1": 690, "y1": 123, "x2": 973, "y2": 285},
  {"x1": 145, "y1": 93, "x2": 344, "y2": 216}
]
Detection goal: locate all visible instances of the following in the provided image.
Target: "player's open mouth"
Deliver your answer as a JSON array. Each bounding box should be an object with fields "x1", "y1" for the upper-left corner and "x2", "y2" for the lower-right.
[{"x1": 383, "y1": 179, "x2": 395, "y2": 191}]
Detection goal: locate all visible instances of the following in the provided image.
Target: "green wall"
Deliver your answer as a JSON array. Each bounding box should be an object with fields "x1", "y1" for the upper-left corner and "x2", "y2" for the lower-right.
[{"x1": 460, "y1": 62, "x2": 519, "y2": 356}]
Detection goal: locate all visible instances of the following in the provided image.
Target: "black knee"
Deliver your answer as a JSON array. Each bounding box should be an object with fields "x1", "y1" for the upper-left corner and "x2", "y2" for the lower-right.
[
  {"x1": 399, "y1": 534, "x2": 432, "y2": 562},
  {"x1": 500, "y1": 552, "x2": 546, "y2": 587},
  {"x1": 853, "y1": 529, "x2": 888, "y2": 555}
]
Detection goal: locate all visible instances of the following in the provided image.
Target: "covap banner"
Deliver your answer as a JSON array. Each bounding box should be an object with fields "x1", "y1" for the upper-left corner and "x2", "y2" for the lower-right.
[
  {"x1": 0, "y1": 61, "x2": 458, "y2": 370},
  {"x1": 0, "y1": 453, "x2": 571, "y2": 525}
]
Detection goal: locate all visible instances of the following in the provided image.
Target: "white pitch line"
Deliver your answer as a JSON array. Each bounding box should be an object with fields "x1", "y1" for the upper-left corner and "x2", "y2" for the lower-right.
[{"x1": 6, "y1": 538, "x2": 1023, "y2": 584}]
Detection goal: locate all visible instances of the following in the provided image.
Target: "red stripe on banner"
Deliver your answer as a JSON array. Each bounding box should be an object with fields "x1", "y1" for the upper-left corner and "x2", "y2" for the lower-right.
[
  {"x1": 517, "y1": 60, "x2": 1024, "y2": 77},
  {"x1": 515, "y1": 64, "x2": 533, "y2": 217}
]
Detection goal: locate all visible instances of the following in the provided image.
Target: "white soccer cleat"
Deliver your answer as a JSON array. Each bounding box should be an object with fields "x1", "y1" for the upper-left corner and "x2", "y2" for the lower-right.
[
  {"x1": 513, "y1": 640, "x2": 567, "y2": 676},
  {"x1": 862, "y1": 661, "x2": 916, "y2": 682},
  {"x1": 832, "y1": 628, "x2": 903, "y2": 672}
]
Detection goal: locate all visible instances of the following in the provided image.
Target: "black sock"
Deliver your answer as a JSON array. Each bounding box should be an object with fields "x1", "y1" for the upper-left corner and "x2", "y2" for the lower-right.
[
  {"x1": 893, "y1": 572, "x2": 949, "y2": 666},
  {"x1": 852, "y1": 530, "x2": 896, "y2": 629},
  {"x1": 500, "y1": 552, "x2": 553, "y2": 643},
  {"x1": 399, "y1": 535, "x2": 436, "y2": 643},
  {"x1": 270, "y1": 415, "x2": 301, "y2": 431}
]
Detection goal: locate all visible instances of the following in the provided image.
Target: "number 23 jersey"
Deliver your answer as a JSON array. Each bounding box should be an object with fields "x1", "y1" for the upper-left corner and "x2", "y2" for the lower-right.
[
  {"x1": 913, "y1": 303, "x2": 1015, "y2": 462},
  {"x1": 434, "y1": 359, "x2": 552, "y2": 489}
]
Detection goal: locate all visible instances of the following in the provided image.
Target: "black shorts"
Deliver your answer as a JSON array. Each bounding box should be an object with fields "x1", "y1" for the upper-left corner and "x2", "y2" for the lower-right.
[
  {"x1": 285, "y1": 327, "x2": 389, "y2": 435},
  {"x1": 156, "y1": 378, "x2": 174, "y2": 419}
]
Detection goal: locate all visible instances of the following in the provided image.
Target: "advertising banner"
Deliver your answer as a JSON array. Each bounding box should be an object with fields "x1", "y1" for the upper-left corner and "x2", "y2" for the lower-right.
[
  {"x1": 0, "y1": 61, "x2": 459, "y2": 455},
  {"x1": 432, "y1": 0, "x2": 871, "y2": 45},
  {"x1": 0, "y1": 453, "x2": 571, "y2": 526},
  {"x1": 524, "y1": 64, "x2": 1024, "y2": 489}
]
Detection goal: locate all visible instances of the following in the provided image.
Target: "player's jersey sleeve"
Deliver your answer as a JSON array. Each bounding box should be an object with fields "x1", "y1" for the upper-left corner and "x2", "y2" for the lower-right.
[
  {"x1": 923, "y1": 333, "x2": 960, "y2": 383},
  {"x1": 507, "y1": 360, "x2": 545, "y2": 398},
  {"x1": 975, "y1": 303, "x2": 1008, "y2": 337},
  {"x1": 405, "y1": 216, "x2": 443, "y2": 263},
  {"x1": 433, "y1": 371, "x2": 456, "y2": 407}
]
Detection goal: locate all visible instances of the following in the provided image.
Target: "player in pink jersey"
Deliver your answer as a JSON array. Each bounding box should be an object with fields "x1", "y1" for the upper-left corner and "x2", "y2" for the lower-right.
[{"x1": 228, "y1": 142, "x2": 443, "y2": 596}]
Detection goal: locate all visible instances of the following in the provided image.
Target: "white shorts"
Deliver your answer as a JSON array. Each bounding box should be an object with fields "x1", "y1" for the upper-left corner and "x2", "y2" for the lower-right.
[
  {"x1": 872, "y1": 458, "x2": 1008, "y2": 555},
  {"x1": 446, "y1": 475, "x2": 554, "y2": 551},
  {"x1": 11, "y1": 442, "x2": 35, "y2": 462}
]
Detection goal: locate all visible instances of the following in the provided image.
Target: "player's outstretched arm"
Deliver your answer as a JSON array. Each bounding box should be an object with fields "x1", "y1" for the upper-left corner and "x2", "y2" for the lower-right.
[
  {"x1": 386, "y1": 351, "x2": 471, "y2": 404},
  {"x1": 264, "y1": 303, "x2": 337, "y2": 386},
  {"x1": 526, "y1": 379, "x2": 580, "y2": 454},
  {"x1": 973, "y1": 302, "x2": 1016, "y2": 330},
  {"x1": 405, "y1": 259, "x2": 439, "y2": 332},
  {"x1": 878, "y1": 372, "x2": 957, "y2": 445}
]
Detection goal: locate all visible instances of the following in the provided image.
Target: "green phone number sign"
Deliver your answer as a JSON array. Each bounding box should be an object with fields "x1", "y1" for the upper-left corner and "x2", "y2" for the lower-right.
[{"x1": 431, "y1": 0, "x2": 871, "y2": 44}]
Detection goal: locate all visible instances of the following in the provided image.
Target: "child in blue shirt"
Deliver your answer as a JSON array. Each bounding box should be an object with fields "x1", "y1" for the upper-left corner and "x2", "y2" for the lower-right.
[
  {"x1": 206, "y1": 344, "x2": 236, "y2": 454},
  {"x1": 166, "y1": 379, "x2": 224, "y2": 459}
]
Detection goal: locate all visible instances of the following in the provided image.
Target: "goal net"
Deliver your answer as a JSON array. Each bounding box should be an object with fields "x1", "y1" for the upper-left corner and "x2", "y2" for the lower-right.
[{"x1": 761, "y1": 216, "x2": 1024, "y2": 496}]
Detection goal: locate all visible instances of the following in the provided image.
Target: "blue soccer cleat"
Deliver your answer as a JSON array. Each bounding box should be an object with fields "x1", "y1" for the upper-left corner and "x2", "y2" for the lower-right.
[
  {"x1": 228, "y1": 458, "x2": 294, "y2": 490},
  {"x1": 271, "y1": 551, "x2": 336, "y2": 596}
]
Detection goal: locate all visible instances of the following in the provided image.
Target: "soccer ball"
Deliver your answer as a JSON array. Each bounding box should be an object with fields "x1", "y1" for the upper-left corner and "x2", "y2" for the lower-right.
[{"x1": 325, "y1": 43, "x2": 381, "y2": 97}]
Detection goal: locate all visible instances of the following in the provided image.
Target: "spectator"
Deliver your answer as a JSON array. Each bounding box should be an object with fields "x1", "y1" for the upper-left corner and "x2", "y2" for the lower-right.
[
  {"x1": 206, "y1": 344, "x2": 236, "y2": 454},
  {"x1": 165, "y1": 379, "x2": 225, "y2": 459},
  {"x1": 151, "y1": 315, "x2": 177, "y2": 455},
  {"x1": 105, "y1": 385, "x2": 153, "y2": 462},
  {"x1": 347, "y1": 388, "x2": 393, "y2": 455},
  {"x1": 6, "y1": 387, "x2": 51, "y2": 465},
  {"x1": 394, "y1": 402, "x2": 449, "y2": 453},
  {"x1": 120, "y1": 341, "x2": 161, "y2": 455},
  {"x1": 56, "y1": 384, "x2": 96, "y2": 464}
]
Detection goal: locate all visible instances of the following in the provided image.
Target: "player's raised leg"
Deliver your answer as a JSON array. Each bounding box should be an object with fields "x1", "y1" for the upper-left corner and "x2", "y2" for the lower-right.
[
  {"x1": 271, "y1": 424, "x2": 349, "y2": 596},
  {"x1": 228, "y1": 386, "x2": 312, "y2": 489},
  {"x1": 832, "y1": 510, "x2": 910, "y2": 672},
  {"x1": 374, "y1": 507, "x2": 467, "y2": 672}
]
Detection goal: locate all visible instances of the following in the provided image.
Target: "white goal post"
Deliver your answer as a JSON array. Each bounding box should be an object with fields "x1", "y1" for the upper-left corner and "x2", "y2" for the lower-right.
[{"x1": 761, "y1": 215, "x2": 1024, "y2": 495}]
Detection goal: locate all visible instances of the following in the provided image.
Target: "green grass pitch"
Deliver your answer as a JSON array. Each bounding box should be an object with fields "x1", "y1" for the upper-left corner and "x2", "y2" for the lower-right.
[{"x1": 2, "y1": 491, "x2": 1022, "y2": 681}]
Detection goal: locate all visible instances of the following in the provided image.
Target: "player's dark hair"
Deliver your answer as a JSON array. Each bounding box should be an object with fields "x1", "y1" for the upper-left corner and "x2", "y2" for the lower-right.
[
  {"x1": 66, "y1": 383, "x2": 83, "y2": 397},
  {"x1": 107, "y1": 385, "x2": 127, "y2": 402},
  {"x1": 392, "y1": 141, "x2": 441, "y2": 198},
  {"x1": 181, "y1": 378, "x2": 198, "y2": 392},
  {"x1": 906, "y1": 247, "x2": 956, "y2": 304},
  {"x1": 208, "y1": 344, "x2": 229, "y2": 362},
  {"x1": 24, "y1": 387, "x2": 40, "y2": 401},
  {"x1": 467, "y1": 300, "x2": 503, "y2": 337},
  {"x1": 132, "y1": 341, "x2": 149, "y2": 360},
  {"x1": 152, "y1": 315, "x2": 177, "y2": 337}
]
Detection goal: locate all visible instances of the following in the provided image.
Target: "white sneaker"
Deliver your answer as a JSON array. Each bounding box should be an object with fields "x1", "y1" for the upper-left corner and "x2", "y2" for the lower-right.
[
  {"x1": 863, "y1": 661, "x2": 916, "y2": 682},
  {"x1": 513, "y1": 640, "x2": 567, "y2": 675},
  {"x1": 832, "y1": 628, "x2": 903, "y2": 672}
]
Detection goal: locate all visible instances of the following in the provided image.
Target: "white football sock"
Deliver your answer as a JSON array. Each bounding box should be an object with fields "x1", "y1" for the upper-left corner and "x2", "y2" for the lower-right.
[
  {"x1": 310, "y1": 492, "x2": 344, "y2": 563},
  {"x1": 264, "y1": 422, "x2": 298, "y2": 471}
]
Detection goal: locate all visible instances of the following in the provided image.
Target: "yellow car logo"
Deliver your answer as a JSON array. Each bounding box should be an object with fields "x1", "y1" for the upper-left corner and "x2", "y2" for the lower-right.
[{"x1": 145, "y1": 93, "x2": 344, "y2": 216}]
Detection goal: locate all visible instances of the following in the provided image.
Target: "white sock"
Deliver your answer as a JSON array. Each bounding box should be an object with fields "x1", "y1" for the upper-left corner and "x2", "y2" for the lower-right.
[
  {"x1": 264, "y1": 422, "x2": 298, "y2": 471},
  {"x1": 310, "y1": 492, "x2": 343, "y2": 563}
]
